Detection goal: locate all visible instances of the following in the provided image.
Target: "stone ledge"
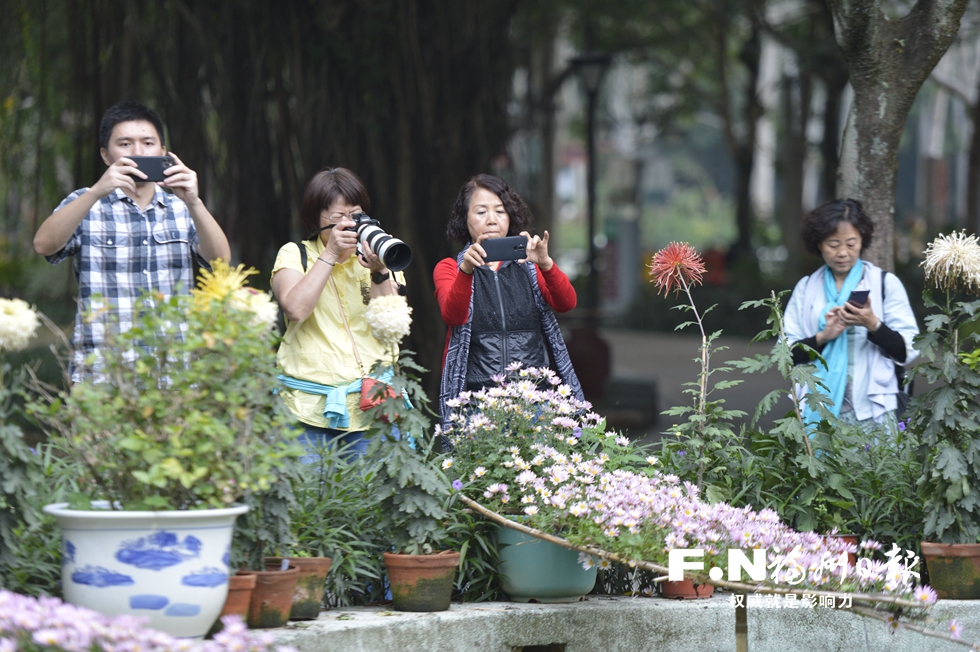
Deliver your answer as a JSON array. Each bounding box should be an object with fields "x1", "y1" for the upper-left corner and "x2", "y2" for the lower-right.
[{"x1": 273, "y1": 593, "x2": 980, "y2": 652}]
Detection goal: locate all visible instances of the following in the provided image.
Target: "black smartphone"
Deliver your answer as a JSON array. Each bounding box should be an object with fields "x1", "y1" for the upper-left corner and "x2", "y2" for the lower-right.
[
  {"x1": 847, "y1": 289, "x2": 870, "y2": 306},
  {"x1": 128, "y1": 155, "x2": 175, "y2": 182},
  {"x1": 481, "y1": 235, "x2": 527, "y2": 262}
]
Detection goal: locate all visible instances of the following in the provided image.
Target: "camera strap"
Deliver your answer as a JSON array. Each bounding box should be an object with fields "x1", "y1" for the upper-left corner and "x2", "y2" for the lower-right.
[{"x1": 328, "y1": 275, "x2": 367, "y2": 378}]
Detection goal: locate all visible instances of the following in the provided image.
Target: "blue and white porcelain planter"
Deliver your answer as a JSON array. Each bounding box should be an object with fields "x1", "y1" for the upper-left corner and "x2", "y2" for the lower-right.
[{"x1": 43, "y1": 502, "x2": 249, "y2": 639}]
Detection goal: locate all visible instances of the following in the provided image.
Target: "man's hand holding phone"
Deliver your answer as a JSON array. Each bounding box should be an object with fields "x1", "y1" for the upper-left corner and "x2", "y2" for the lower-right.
[
  {"x1": 158, "y1": 153, "x2": 203, "y2": 208},
  {"x1": 90, "y1": 158, "x2": 144, "y2": 198}
]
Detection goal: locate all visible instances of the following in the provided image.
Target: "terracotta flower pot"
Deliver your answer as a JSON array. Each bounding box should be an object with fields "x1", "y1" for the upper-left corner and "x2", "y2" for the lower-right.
[
  {"x1": 236, "y1": 565, "x2": 300, "y2": 628},
  {"x1": 921, "y1": 541, "x2": 980, "y2": 600},
  {"x1": 265, "y1": 557, "x2": 332, "y2": 620},
  {"x1": 221, "y1": 572, "x2": 258, "y2": 619},
  {"x1": 207, "y1": 572, "x2": 258, "y2": 636},
  {"x1": 660, "y1": 579, "x2": 714, "y2": 599},
  {"x1": 823, "y1": 533, "x2": 859, "y2": 569},
  {"x1": 383, "y1": 550, "x2": 460, "y2": 612}
]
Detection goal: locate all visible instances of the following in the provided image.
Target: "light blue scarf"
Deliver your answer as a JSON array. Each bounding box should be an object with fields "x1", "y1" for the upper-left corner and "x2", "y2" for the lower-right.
[
  {"x1": 277, "y1": 369, "x2": 404, "y2": 429},
  {"x1": 804, "y1": 261, "x2": 864, "y2": 425}
]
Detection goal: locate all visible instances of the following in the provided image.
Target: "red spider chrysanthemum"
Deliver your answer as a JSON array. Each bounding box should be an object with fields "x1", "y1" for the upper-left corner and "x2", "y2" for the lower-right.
[{"x1": 648, "y1": 242, "x2": 706, "y2": 296}]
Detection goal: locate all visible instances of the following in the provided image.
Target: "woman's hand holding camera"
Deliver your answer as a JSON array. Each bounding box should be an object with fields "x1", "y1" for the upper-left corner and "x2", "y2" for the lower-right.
[
  {"x1": 323, "y1": 216, "x2": 359, "y2": 264},
  {"x1": 459, "y1": 234, "x2": 493, "y2": 275},
  {"x1": 521, "y1": 230, "x2": 553, "y2": 271}
]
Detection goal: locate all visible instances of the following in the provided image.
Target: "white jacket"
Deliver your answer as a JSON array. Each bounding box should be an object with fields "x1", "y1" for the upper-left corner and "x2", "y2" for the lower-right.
[{"x1": 784, "y1": 261, "x2": 919, "y2": 421}]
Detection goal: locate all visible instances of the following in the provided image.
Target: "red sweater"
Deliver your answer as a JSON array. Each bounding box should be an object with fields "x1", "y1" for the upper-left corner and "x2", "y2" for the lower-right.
[{"x1": 433, "y1": 258, "x2": 577, "y2": 367}]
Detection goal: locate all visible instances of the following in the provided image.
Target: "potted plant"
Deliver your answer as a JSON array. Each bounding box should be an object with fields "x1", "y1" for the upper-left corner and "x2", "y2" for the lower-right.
[
  {"x1": 30, "y1": 261, "x2": 302, "y2": 637},
  {"x1": 358, "y1": 295, "x2": 460, "y2": 612},
  {"x1": 232, "y1": 471, "x2": 302, "y2": 629},
  {"x1": 440, "y1": 365, "x2": 643, "y2": 603},
  {"x1": 908, "y1": 231, "x2": 980, "y2": 599},
  {"x1": 270, "y1": 437, "x2": 386, "y2": 620},
  {"x1": 288, "y1": 438, "x2": 390, "y2": 610}
]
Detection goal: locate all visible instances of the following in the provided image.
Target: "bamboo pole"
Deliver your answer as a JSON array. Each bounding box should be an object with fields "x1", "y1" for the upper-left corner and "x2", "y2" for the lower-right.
[
  {"x1": 460, "y1": 495, "x2": 923, "y2": 609},
  {"x1": 735, "y1": 594, "x2": 748, "y2": 652},
  {"x1": 461, "y1": 496, "x2": 980, "y2": 648}
]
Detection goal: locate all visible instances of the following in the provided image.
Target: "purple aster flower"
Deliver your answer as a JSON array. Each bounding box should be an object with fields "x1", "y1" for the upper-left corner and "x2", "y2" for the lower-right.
[
  {"x1": 452, "y1": 479, "x2": 463, "y2": 491},
  {"x1": 678, "y1": 450, "x2": 686, "y2": 457},
  {"x1": 949, "y1": 619, "x2": 964, "y2": 640},
  {"x1": 864, "y1": 444, "x2": 871, "y2": 452},
  {"x1": 572, "y1": 426, "x2": 582, "y2": 438}
]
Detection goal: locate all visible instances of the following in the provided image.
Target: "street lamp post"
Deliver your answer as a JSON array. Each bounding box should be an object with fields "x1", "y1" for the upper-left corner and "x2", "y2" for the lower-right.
[
  {"x1": 566, "y1": 51, "x2": 612, "y2": 401},
  {"x1": 569, "y1": 52, "x2": 611, "y2": 328}
]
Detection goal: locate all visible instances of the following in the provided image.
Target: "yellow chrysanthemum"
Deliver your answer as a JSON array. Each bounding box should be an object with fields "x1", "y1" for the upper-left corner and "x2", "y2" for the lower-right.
[{"x1": 192, "y1": 260, "x2": 259, "y2": 311}]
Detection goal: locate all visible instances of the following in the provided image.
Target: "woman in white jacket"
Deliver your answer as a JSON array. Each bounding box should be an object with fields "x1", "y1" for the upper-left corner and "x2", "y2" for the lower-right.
[{"x1": 784, "y1": 199, "x2": 919, "y2": 427}]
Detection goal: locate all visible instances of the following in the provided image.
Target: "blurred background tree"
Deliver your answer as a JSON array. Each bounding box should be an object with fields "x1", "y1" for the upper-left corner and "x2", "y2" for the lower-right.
[{"x1": 1, "y1": 0, "x2": 978, "y2": 398}]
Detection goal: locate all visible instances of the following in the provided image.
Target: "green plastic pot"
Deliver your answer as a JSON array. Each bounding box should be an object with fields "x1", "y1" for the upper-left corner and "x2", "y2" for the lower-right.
[{"x1": 496, "y1": 525, "x2": 597, "y2": 603}]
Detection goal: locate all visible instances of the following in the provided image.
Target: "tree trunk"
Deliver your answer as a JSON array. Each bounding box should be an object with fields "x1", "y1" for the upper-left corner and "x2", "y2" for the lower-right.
[
  {"x1": 715, "y1": 12, "x2": 762, "y2": 264},
  {"x1": 830, "y1": 0, "x2": 969, "y2": 271},
  {"x1": 781, "y1": 72, "x2": 811, "y2": 279}
]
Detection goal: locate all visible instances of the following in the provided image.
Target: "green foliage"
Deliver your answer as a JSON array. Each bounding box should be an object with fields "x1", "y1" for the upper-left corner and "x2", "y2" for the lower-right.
[
  {"x1": 908, "y1": 290, "x2": 980, "y2": 543},
  {"x1": 288, "y1": 441, "x2": 390, "y2": 607},
  {"x1": 28, "y1": 291, "x2": 302, "y2": 511},
  {"x1": 447, "y1": 512, "x2": 502, "y2": 602},
  {"x1": 0, "y1": 362, "x2": 68, "y2": 595},
  {"x1": 232, "y1": 467, "x2": 298, "y2": 572},
  {"x1": 657, "y1": 283, "x2": 747, "y2": 500},
  {"x1": 365, "y1": 351, "x2": 452, "y2": 556},
  {"x1": 660, "y1": 290, "x2": 923, "y2": 553},
  {"x1": 731, "y1": 293, "x2": 921, "y2": 546},
  {"x1": 641, "y1": 188, "x2": 736, "y2": 252},
  {"x1": 591, "y1": 561, "x2": 660, "y2": 598}
]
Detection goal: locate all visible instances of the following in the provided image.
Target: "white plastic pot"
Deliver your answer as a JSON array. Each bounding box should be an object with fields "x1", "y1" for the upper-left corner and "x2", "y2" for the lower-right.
[{"x1": 43, "y1": 502, "x2": 249, "y2": 638}]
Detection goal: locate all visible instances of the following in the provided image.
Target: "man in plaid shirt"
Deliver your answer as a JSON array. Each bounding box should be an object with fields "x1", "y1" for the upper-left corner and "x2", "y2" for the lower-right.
[{"x1": 34, "y1": 102, "x2": 230, "y2": 380}]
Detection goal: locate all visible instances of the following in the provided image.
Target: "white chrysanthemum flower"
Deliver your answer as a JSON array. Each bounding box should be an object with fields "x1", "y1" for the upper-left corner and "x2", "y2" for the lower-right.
[
  {"x1": 230, "y1": 288, "x2": 279, "y2": 329},
  {"x1": 0, "y1": 298, "x2": 40, "y2": 353},
  {"x1": 922, "y1": 231, "x2": 980, "y2": 293},
  {"x1": 365, "y1": 295, "x2": 412, "y2": 348}
]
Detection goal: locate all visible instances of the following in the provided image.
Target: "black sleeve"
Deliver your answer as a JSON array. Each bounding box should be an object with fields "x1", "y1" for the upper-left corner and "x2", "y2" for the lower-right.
[
  {"x1": 867, "y1": 323, "x2": 907, "y2": 362},
  {"x1": 791, "y1": 336, "x2": 824, "y2": 365}
]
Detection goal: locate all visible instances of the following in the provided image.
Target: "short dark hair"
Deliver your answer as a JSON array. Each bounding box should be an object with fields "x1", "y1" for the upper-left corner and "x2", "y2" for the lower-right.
[
  {"x1": 446, "y1": 174, "x2": 533, "y2": 244},
  {"x1": 99, "y1": 102, "x2": 166, "y2": 150},
  {"x1": 801, "y1": 198, "x2": 874, "y2": 256},
  {"x1": 299, "y1": 168, "x2": 372, "y2": 239}
]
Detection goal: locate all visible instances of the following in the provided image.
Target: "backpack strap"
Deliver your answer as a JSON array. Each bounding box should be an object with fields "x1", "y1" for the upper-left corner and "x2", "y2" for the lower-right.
[{"x1": 298, "y1": 241, "x2": 308, "y2": 272}]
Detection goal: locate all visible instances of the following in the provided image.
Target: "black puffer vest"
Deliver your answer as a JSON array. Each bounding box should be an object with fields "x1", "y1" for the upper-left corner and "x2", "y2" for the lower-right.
[{"x1": 466, "y1": 262, "x2": 549, "y2": 390}]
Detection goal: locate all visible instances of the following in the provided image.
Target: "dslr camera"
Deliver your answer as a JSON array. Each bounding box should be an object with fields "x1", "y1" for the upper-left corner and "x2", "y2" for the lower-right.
[{"x1": 346, "y1": 212, "x2": 412, "y2": 271}]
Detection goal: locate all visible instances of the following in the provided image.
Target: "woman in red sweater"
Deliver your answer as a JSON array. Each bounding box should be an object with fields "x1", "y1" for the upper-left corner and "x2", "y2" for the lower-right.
[{"x1": 435, "y1": 174, "x2": 583, "y2": 425}]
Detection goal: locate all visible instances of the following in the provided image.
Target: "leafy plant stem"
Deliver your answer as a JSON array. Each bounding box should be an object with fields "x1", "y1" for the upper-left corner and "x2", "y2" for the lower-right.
[
  {"x1": 679, "y1": 275, "x2": 710, "y2": 489},
  {"x1": 770, "y1": 290, "x2": 814, "y2": 457}
]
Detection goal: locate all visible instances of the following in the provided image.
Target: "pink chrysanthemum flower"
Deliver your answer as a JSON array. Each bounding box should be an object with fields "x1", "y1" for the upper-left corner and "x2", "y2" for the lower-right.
[
  {"x1": 948, "y1": 619, "x2": 964, "y2": 640},
  {"x1": 648, "y1": 242, "x2": 706, "y2": 296},
  {"x1": 913, "y1": 585, "x2": 937, "y2": 605}
]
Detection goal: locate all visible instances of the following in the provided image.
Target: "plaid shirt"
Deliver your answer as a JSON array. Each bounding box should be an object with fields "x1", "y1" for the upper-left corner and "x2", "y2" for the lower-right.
[{"x1": 46, "y1": 186, "x2": 207, "y2": 380}]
